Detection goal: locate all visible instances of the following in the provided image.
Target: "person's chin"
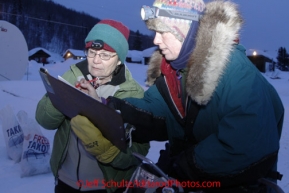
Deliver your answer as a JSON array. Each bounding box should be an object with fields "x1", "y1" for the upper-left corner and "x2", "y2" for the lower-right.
[
  {"x1": 164, "y1": 54, "x2": 176, "y2": 61},
  {"x1": 91, "y1": 69, "x2": 102, "y2": 75},
  {"x1": 161, "y1": 51, "x2": 174, "y2": 60}
]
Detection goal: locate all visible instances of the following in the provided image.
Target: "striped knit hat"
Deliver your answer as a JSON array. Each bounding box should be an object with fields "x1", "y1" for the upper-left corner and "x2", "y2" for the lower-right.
[
  {"x1": 85, "y1": 19, "x2": 129, "y2": 63},
  {"x1": 145, "y1": 0, "x2": 205, "y2": 42}
]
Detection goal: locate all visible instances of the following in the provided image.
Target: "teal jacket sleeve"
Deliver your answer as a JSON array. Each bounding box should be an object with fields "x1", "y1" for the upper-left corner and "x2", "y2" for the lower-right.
[{"x1": 108, "y1": 85, "x2": 171, "y2": 143}]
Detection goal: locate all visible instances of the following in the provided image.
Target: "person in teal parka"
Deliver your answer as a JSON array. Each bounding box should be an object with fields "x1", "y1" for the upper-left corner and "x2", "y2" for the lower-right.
[{"x1": 97, "y1": 1, "x2": 284, "y2": 192}]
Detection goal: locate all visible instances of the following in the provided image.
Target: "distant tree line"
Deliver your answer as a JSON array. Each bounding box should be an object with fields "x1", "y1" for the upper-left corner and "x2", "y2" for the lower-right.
[
  {"x1": 277, "y1": 47, "x2": 289, "y2": 71},
  {"x1": 0, "y1": 0, "x2": 155, "y2": 54}
]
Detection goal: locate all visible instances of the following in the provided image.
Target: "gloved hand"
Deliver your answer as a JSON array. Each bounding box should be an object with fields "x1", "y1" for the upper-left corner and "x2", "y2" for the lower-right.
[
  {"x1": 71, "y1": 115, "x2": 120, "y2": 163},
  {"x1": 106, "y1": 96, "x2": 123, "y2": 110},
  {"x1": 156, "y1": 143, "x2": 177, "y2": 175}
]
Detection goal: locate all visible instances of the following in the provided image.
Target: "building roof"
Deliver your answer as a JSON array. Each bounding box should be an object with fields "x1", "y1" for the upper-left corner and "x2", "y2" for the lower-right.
[
  {"x1": 142, "y1": 46, "x2": 158, "y2": 57},
  {"x1": 127, "y1": 50, "x2": 143, "y2": 62},
  {"x1": 127, "y1": 50, "x2": 142, "y2": 57},
  {"x1": 29, "y1": 47, "x2": 51, "y2": 57},
  {"x1": 246, "y1": 48, "x2": 276, "y2": 61},
  {"x1": 63, "y1": 49, "x2": 85, "y2": 57}
]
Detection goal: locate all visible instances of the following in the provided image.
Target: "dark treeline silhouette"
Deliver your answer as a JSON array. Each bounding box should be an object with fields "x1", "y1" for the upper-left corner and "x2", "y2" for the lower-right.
[
  {"x1": 277, "y1": 47, "x2": 289, "y2": 71},
  {"x1": 0, "y1": 0, "x2": 155, "y2": 54}
]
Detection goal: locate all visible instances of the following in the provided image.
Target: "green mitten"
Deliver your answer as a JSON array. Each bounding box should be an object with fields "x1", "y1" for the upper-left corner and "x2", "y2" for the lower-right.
[{"x1": 71, "y1": 115, "x2": 120, "y2": 163}]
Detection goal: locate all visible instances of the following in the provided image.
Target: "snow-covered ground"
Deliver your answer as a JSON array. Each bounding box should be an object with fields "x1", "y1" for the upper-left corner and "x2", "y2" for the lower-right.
[{"x1": 0, "y1": 59, "x2": 288, "y2": 192}]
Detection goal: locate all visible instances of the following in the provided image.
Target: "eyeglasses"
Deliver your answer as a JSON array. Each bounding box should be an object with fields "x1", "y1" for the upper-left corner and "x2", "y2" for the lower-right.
[{"x1": 85, "y1": 49, "x2": 117, "y2": 61}]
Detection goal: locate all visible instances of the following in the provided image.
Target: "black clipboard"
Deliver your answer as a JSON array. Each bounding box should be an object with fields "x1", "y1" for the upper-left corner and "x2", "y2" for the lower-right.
[{"x1": 39, "y1": 68, "x2": 126, "y2": 151}]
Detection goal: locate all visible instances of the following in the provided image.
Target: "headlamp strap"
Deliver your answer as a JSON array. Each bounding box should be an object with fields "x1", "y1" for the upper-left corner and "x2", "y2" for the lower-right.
[{"x1": 158, "y1": 9, "x2": 200, "y2": 21}]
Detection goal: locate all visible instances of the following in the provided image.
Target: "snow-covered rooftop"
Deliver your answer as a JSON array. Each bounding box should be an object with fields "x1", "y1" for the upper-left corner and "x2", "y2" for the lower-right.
[
  {"x1": 246, "y1": 48, "x2": 277, "y2": 61},
  {"x1": 63, "y1": 49, "x2": 85, "y2": 57},
  {"x1": 142, "y1": 46, "x2": 158, "y2": 57},
  {"x1": 28, "y1": 47, "x2": 52, "y2": 57},
  {"x1": 127, "y1": 50, "x2": 143, "y2": 62}
]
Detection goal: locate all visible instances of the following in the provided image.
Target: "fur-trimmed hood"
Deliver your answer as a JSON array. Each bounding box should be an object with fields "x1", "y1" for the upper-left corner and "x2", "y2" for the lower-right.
[{"x1": 146, "y1": 0, "x2": 243, "y2": 105}]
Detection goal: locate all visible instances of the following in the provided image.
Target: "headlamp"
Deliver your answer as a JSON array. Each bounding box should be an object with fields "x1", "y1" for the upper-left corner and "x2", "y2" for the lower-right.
[
  {"x1": 140, "y1": 5, "x2": 200, "y2": 21},
  {"x1": 91, "y1": 40, "x2": 104, "y2": 49},
  {"x1": 141, "y1": 6, "x2": 157, "y2": 20}
]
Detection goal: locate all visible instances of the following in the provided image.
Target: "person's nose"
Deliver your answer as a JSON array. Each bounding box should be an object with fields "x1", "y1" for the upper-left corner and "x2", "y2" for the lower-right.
[
  {"x1": 93, "y1": 54, "x2": 102, "y2": 63},
  {"x1": 153, "y1": 32, "x2": 162, "y2": 45}
]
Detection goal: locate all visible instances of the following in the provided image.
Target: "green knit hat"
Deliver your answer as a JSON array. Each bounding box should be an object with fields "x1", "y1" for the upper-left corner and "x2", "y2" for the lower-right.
[{"x1": 85, "y1": 19, "x2": 130, "y2": 63}]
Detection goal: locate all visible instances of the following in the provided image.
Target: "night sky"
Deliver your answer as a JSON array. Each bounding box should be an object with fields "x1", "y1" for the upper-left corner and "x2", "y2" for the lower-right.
[{"x1": 53, "y1": 0, "x2": 289, "y2": 56}]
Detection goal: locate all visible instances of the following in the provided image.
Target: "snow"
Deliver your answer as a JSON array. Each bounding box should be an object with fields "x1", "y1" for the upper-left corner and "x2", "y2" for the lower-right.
[
  {"x1": 127, "y1": 50, "x2": 143, "y2": 62},
  {"x1": 0, "y1": 56, "x2": 288, "y2": 192}
]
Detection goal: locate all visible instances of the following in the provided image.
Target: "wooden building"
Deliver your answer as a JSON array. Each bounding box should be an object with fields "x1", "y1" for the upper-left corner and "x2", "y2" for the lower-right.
[
  {"x1": 63, "y1": 49, "x2": 85, "y2": 60},
  {"x1": 247, "y1": 49, "x2": 275, "y2": 73},
  {"x1": 28, "y1": 47, "x2": 51, "y2": 64}
]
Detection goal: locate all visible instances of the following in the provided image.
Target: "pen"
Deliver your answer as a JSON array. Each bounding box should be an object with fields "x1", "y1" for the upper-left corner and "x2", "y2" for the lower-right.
[{"x1": 75, "y1": 77, "x2": 98, "y2": 88}]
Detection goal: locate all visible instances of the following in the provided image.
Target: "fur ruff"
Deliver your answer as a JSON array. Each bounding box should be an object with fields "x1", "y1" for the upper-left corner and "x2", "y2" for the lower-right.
[
  {"x1": 146, "y1": 0, "x2": 243, "y2": 105},
  {"x1": 145, "y1": 50, "x2": 162, "y2": 86}
]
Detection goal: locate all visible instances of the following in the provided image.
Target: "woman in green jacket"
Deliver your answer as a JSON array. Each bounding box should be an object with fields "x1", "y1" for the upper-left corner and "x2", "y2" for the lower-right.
[{"x1": 35, "y1": 19, "x2": 149, "y2": 193}]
